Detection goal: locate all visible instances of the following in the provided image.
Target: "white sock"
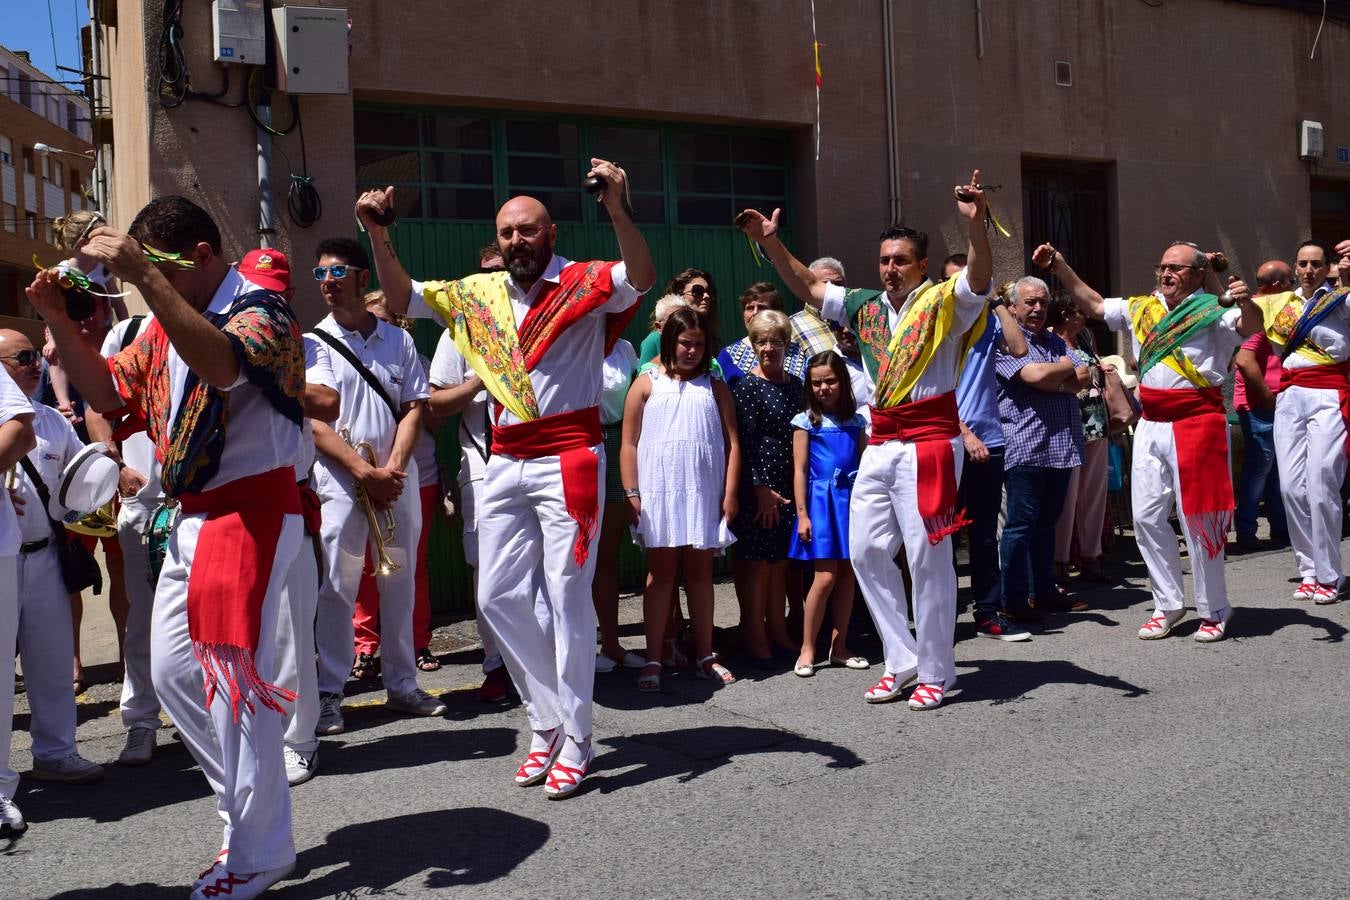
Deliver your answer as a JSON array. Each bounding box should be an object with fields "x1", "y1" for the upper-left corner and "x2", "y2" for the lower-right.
[
  {"x1": 529, "y1": 727, "x2": 559, "y2": 755},
  {"x1": 558, "y1": 735, "x2": 591, "y2": 767}
]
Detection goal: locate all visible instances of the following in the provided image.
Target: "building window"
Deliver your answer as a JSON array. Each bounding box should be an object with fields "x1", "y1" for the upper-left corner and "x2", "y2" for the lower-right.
[
  {"x1": 52, "y1": 160, "x2": 63, "y2": 188},
  {"x1": 1, "y1": 203, "x2": 14, "y2": 234},
  {"x1": 0, "y1": 135, "x2": 11, "y2": 166},
  {"x1": 354, "y1": 106, "x2": 789, "y2": 229},
  {"x1": 17, "y1": 72, "x2": 32, "y2": 110},
  {"x1": 66, "y1": 100, "x2": 78, "y2": 134},
  {"x1": 21, "y1": 147, "x2": 33, "y2": 174},
  {"x1": 24, "y1": 211, "x2": 36, "y2": 240}
]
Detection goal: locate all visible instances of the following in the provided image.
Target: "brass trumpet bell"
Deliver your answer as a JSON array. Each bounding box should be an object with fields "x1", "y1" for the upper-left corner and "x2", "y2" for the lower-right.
[{"x1": 66, "y1": 500, "x2": 117, "y2": 538}]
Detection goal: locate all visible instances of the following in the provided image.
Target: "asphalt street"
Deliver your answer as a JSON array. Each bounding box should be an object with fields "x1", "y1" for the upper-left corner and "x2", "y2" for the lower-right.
[{"x1": 5, "y1": 533, "x2": 1350, "y2": 899}]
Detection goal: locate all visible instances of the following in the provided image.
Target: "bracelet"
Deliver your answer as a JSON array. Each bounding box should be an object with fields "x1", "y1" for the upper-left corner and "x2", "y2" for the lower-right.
[{"x1": 623, "y1": 488, "x2": 640, "y2": 499}]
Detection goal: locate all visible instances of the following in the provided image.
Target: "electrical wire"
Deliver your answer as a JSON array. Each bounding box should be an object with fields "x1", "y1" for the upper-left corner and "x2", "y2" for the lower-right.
[
  {"x1": 246, "y1": 68, "x2": 297, "y2": 135},
  {"x1": 157, "y1": 0, "x2": 239, "y2": 108},
  {"x1": 286, "y1": 100, "x2": 321, "y2": 227},
  {"x1": 1310, "y1": 0, "x2": 1328, "y2": 59},
  {"x1": 46, "y1": 0, "x2": 63, "y2": 74}
]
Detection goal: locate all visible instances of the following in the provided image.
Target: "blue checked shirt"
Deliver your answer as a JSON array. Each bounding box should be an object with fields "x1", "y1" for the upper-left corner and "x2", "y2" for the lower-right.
[{"x1": 994, "y1": 326, "x2": 1084, "y2": 469}]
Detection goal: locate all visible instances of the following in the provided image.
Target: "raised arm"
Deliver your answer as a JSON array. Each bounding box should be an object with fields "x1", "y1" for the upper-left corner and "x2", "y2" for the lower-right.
[
  {"x1": 356, "y1": 186, "x2": 415, "y2": 316},
  {"x1": 736, "y1": 208, "x2": 828, "y2": 309},
  {"x1": 1034, "y1": 243, "x2": 1106, "y2": 320},
  {"x1": 992, "y1": 303, "x2": 1028, "y2": 357},
  {"x1": 590, "y1": 158, "x2": 655, "y2": 292},
  {"x1": 956, "y1": 169, "x2": 993, "y2": 296},
  {"x1": 26, "y1": 271, "x2": 125, "y2": 411}
]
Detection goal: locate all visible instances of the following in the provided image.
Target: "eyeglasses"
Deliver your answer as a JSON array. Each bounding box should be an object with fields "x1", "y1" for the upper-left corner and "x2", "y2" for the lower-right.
[
  {"x1": 313, "y1": 265, "x2": 363, "y2": 281},
  {"x1": 683, "y1": 285, "x2": 714, "y2": 300},
  {"x1": 0, "y1": 350, "x2": 40, "y2": 367},
  {"x1": 76, "y1": 211, "x2": 106, "y2": 245},
  {"x1": 1154, "y1": 264, "x2": 1201, "y2": 275},
  {"x1": 752, "y1": 339, "x2": 787, "y2": 349},
  {"x1": 827, "y1": 278, "x2": 846, "y2": 287}
]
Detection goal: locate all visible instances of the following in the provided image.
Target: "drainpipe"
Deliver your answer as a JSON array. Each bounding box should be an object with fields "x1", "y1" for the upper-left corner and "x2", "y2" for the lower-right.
[
  {"x1": 975, "y1": 0, "x2": 986, "y2": 59},
  {"x1": 881, "y1": 0, "x2": 902, "y2": 225},
  {"x1": 257, "y1": 102, "x2": 273, "y2": 250},
  {"x1": 87, "y1": 0, "x2": 108, "y2": 214}
]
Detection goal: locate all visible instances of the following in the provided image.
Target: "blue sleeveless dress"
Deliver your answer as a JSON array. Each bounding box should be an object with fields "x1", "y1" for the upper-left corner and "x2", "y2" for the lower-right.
[{"x1": 787, "y1": 412, "x2": 866, "y2": 561}]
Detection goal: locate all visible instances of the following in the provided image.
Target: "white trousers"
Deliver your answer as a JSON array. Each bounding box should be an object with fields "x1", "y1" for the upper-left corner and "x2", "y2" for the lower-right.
[
  {"x1": 0, "y1": 555, "x2": 19, "y2": 800},
  {"x1": 1130, "y1": 419, "x2": 1229, "y2": 619},
  {"x1": 477, "y1": 447, "x2": 602, "y2": 740},
  {"x1": 849, "y1": 437, "x2": 962, "y2": 686},
  {"x1": 276, "y1": 530, "x2": 321, "y2": 754},
  {"x1": 118, "y1": 497, "x2": 161, "y2": 730},
  {"x1": 152, "y1": 511, "x2": 301, "y2": 874},
  {"x1": 313, "y1": 460, "x2": 420, "y2": 698},
  {"x1": 16, "y1": 544, "x2": 78, "y2": 763},
  {"x1": 1275, "y1": 384, "x2": 1347, "y2": 584}
]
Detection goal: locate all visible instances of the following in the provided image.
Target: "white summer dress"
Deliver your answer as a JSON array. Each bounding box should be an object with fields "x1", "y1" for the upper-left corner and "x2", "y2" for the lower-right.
[{"x1": 634, "y1": 368, "x2": 735, "y2": 549}]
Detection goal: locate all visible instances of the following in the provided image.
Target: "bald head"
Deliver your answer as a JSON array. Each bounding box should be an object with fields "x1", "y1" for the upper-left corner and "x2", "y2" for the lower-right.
[
  {"x1": 1255, "y1": 259, "x2": 1294, "y2": 295},
  {"x1": 0, "y1": 329, "x2": 38, "y2": 396},
  {"x1": 496, "y1": 195, "x2": 557, "y2": 287}
]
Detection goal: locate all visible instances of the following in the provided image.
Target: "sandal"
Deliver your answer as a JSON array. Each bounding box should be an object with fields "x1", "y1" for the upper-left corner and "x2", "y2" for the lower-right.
[
  {"x1": 696, "y1": 653, "x2": 736, "y2": 685},
  {"x1": 637, "y1": 661, "x2": 662, "y2": 692},
  {"x1": 415, "y1": 648, "x2": 441, "y2": 672},
  {"x1": 351, "y1": 652, "x2": 379, "y2": 680},
  {"x1": 662, "y1": 638, "x2": 689, "y2": 670}
]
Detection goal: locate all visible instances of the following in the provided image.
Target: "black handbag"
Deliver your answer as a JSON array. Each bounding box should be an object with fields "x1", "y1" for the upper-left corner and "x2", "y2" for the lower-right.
[{"x1": 19, "y1": 456, "x2": 105, "y2": 595}]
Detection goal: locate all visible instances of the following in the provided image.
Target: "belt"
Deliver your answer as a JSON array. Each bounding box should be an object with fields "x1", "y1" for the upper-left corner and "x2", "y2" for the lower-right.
[{"x1": 20, "y1": 538, "x2": 49, "y2": 554}]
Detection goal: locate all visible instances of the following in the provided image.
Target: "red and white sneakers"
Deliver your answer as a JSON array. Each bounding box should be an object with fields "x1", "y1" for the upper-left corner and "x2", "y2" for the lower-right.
[
  {"x1": 1293, "y1": 580, "x2": 1317, "y2": 601},
  {"x1": 1137, "y1": 609, "x2": 1184, "y2": 640},
  {"x1": 863, "y1": 668, "x2": 918, "y2": 704},
  {"x1": 544, "y1": 747, "x2": 595, "y2": 801},
  {"x1": 513, "y1": 729, "x2": 563, "y2": 787}
]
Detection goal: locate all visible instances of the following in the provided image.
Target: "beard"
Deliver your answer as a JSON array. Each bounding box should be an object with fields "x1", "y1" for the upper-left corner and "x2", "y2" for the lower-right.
[{"x1": 507, "y1": 241, "x2": 552, "y2": 282}]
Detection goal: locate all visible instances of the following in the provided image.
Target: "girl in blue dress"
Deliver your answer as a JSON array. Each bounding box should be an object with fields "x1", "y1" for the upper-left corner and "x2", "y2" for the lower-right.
[{"x1": 789, "y1": 352, "x2": 869, "y2": 677}]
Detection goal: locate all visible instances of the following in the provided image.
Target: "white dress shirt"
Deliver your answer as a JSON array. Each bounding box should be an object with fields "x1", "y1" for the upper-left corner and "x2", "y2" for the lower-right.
[
  {"x1": 1103, "y1": 293, "x2": 1242, "y2": 389},
  {"x1": 101, "y1": 315, "x2": 160, "y2": 502},
  {"x1": 429, "y1": 330, "x2": 489, "y2": 485},
  {"x1": 0, "y1": 369, "x2": 36, "y2": 555},
  {"x1": 12, "y1": 402, "x2": 84, "y2": 544},
  {"x1": 409, "y1": 254, "x2": 641, "y2": 427}
]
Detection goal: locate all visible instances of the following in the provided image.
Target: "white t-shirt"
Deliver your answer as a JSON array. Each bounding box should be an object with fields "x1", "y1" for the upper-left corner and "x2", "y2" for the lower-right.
[
  {"x1": 600, "y1": 339, "x2": 637, "y2": 426},
  {"x1": 429, "y1": 329, "x2": 489, "y2": 486},
  {"x1": 0, "y1": 369, "x2": 35, "y2": 555},
  {"x1": 298, "y1": 333, "x2": 339, "y2": 476},
  {"x1": 308, "y1": 313, "x2": 430, "y2": 467},
  {"x1": 408, "y1": 254, "x2": 641, "y2": 427},
  {"x1": 820, "y1": 269, "x2": 989, "y2": 401},
  {"x1": 412, "y1": 350, "x2": 439, "y2": 487},
  {"x1": 13, "y1": 402, "x2": 84, "y2": 543},
  {"x1": 1103, "y1": 293, "x2": 1242, "y2": 389},
  {"x1": 101, "y1": 315, "x2": 161, "y2": 504}
]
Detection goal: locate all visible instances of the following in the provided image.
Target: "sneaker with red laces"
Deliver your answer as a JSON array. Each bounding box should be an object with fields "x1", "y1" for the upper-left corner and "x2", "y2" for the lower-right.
[
  {"x1": 1194, "y1": 610, "x2": 1231, "y2": 643},
  {"x1": 514, "y1": 729, "x2": 562, "y2": 787},
  {"x1": 907, "y1": 679, "x2": 955, "y2": 710},
  {"x1": 190, "y1": 862, "x2": 294, "y2": 899},
  {"x1": 863, "y1": 668, "x2": 917, "y2": 704},
  {"x1": 543, "y1": 746, "x2": 595, "y2": 800},
  {"x1": 1138, "y1": 609, "x2": 1184, "y2": 640},
  {"x1": 1314, "y1": 582, "x2": 1343, "y2": 605},
  {"x1": 1293, "y1": 580, "x2": 1317, "y2": 601}
]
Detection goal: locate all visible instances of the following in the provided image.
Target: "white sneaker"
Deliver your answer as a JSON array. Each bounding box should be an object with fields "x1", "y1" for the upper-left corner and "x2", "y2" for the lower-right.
[
  {"x1": 31, "y1": 752, "x2": 103, "y2": 784},
  {"x1": 0, "y1": 795, "x2": 26, "y2": 836},
  {"x1": 190, "y1": 862, "x2": 294, "y2": 899},
  {"x1": 283, "y1": 747, "x2": 317, "y2": 786},
  {"x1": 118, "y1": 726, "x2": 157, "y2": 766},
  {"x1": 386, "y1": 688, "x2": 447, "y2": 717},
  {"x1": 315, "y1": 692, "x2": 345, "y2": 736}
]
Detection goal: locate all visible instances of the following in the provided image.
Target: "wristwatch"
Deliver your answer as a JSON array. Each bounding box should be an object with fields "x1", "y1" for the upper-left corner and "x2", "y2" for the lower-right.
[{"x1": 623, "y1": 488, "x2": 640, "y2": 499}]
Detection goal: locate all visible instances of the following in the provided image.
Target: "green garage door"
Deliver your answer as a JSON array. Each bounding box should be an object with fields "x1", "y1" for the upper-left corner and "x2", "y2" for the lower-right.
[{"x1": 356, "y1": 105, "x2": 794, "y2": 614}]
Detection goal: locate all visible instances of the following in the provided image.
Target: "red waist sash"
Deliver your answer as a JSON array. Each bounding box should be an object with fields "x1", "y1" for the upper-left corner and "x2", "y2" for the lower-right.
[
  {"x1": 1138, "y1": 385, "x2": 1231, "y2": 559},
  {"x1": 869, "y1": 392, "x2": 966, "y2": 544},
  {"x1": 1280, "y1": 362, "x2": 1350, "y2": 460},
  {"x1": 491, "y1": 407, "x2": 603, "y2": 567},
  {"x1": 177, "y1": 466, "x2": 300, "y2": 720}
]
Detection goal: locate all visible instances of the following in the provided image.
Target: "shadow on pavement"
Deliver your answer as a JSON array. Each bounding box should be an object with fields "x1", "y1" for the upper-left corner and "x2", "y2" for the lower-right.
[
  {"x1": 274, "y1": 808, "x2": 549, "y2": 897},
  {"x1": 321, "y1": 726, "x2": 517, "y2": 776},
  {"x1": 591, "y1": 725, "x2": 862, "y2": 793},
  {"x1": 1227, "y1": 605, "x2": 1347, "y2": 642},
  {"x1": 21, "y1": 740, "x2": 211, "y2": 825},
  {"x1": 47, "y1": 884, "x2": 183, "y2": 899},
  {"x1": 956, "y1": 657, "x2": 1150, "y2": 704}
]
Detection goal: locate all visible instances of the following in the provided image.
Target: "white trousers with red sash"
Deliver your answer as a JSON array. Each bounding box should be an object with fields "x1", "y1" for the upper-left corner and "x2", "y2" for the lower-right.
[
  {"x1": 152, "y1": 510, "x2": 302, "y2": 874},
  {"x1": 476, "y1": 442, "x2": 602, "y2": 740},
  {"x1": 1275, "y1": 383, "x2": 1347, "y2": 586}
]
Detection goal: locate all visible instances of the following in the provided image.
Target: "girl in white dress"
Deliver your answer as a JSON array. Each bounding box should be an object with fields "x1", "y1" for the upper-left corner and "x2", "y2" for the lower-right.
[{"x1": 620, "y1": 308, "x2": 741, "y2": 692}]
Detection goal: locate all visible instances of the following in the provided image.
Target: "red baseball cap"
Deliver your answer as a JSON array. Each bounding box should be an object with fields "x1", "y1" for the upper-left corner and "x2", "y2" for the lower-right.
[{"x1": 238, "y1": 248, "x2": 291, "y2": 293}]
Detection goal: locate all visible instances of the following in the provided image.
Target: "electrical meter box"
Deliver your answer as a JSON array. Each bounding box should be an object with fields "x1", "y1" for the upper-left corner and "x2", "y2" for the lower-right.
[
  {"x1": 212, "y1": 0, "x2": 266, "y2": 64},
  {"x1": 272, "y1": 5, "x2": 349, "y2": 94}
]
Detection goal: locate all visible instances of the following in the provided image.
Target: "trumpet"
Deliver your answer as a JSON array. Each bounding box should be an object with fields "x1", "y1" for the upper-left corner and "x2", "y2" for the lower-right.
[
  {"x1": 66, "y1": 500, "x2": 117, "y2": 538},
  {"x1": 339, "y1": 427, "x2": 400, "y2": 576}
]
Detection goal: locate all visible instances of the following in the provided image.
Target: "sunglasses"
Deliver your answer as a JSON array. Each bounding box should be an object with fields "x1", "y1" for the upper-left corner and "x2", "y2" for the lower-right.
[
  {"x1": 76, "y1": 211, "x2": 106, "y2": 245},
  {"x1": 313, "y1": 265, "x2": 363, "y2": 281},
  {"x1": 683, "y1": 285, "x2": 714, "y2": 299},
  {"x1": 1, "y1": 350, "x2": 41, "y2": 367}
]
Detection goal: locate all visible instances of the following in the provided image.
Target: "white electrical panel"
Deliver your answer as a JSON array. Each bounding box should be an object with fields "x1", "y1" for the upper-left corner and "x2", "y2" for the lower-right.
[
  {"x1": 1300, "y1": 120, "x2": 1324, "y2": 160},
  {"x1": 272, "y1": 5, "x2": 349, "y2": 95},
  {"x1": 212, "y1": 0, "x2": 266, "y2": 65}
]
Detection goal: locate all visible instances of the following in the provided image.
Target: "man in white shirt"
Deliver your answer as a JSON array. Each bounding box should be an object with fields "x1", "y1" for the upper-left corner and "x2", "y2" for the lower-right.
[
  {"x1": 307, "y1": 237, "x2": 443, "y2": 735},
  {"x1": 28, "y1": 196, "x2": 307, "y2": 898},
  {"x1": 0, "y1": 363, "x2": 39, "y2": 837},
  {"x1": 358, "y1": 158, "x2": 654, "y2": 798},
  {"x1": 1038, "y1": 240, "x2": 1261, "y2": 643},
  {"x1": 0, "y1": 329, "x2": 104, "y2": 787}
]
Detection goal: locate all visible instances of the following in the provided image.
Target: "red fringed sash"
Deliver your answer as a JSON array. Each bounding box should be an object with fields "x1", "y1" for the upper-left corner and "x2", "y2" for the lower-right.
[
  {"x1": 177, "y1": 466, "x2": 301, "y2": 721},
  {"x1": 492, "y1": 407, "x2": 603, "y2": 567},
  {"x1": 1138, "y1": 385, "x2": 1231, "y2": 559},
  {"x1": 1280, "y1": 362, "x2": 1350, "y2": 459},
  {"x1": 869, "y1": 392, "x2": 966, "y2": 544}
]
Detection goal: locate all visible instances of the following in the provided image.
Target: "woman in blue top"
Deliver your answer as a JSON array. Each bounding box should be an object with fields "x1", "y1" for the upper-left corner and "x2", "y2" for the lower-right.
[{"x1": 789, "y1": 352, "x2": 869, "y2": 677}]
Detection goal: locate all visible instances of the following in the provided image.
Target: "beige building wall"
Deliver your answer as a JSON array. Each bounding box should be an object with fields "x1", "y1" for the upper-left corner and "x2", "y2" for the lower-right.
[{"x1": 104, "y1": 0, "x2": 1350, "y2": 323}]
